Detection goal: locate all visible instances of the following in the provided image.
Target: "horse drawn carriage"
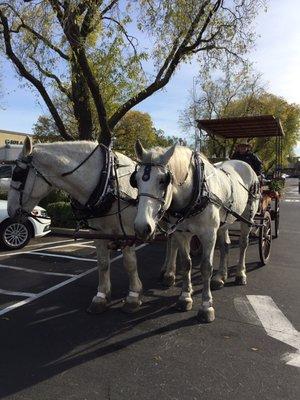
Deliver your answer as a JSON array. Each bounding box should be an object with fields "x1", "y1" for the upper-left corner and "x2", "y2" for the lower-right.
[
  {"x1": 195, "y1": 115, "x2": 284, "y2": 265},
  {"x1": 7, "y1": 114, "x2": 285, "y2": 320}
]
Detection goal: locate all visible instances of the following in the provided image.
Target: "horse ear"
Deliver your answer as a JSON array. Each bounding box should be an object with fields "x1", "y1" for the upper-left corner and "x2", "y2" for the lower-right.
[
  {"x1": 22, "y1": 136, "x2": 33, "y2": 157},
  {"x1": 135, "y1": 139, "x2": 147, "y2": 161},
  {"x1": 161, "y1": 143, "x2": 177, "y2": 165}
]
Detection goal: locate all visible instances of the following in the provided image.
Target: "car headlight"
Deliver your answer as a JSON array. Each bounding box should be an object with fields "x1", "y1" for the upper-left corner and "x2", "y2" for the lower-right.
[
  {"x1": 40, "y1": 210, "x2": 49, "y2": 218},
  {"x1": 32, "y1": 209, "x2": 49, "y2": 218}
]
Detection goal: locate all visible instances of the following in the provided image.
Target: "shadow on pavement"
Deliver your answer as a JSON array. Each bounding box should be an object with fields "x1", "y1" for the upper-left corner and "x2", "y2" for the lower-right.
[{"x1": 0, "y1": 240, "x2": 262, "y2": 398}]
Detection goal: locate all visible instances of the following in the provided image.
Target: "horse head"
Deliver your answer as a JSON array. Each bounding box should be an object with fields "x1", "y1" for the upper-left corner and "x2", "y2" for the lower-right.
[
  {"x1": 133, "y1": 140, "x2": 177, "y2": 240},
  {"x1": 7, "y1": 137, "x2": 53, "y2": 219}
]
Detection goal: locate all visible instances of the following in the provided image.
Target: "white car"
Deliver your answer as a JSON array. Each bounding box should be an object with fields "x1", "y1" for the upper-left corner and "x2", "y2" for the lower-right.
[{"x1": 0, "y1": 200, "x2": 51, "y2": 250}]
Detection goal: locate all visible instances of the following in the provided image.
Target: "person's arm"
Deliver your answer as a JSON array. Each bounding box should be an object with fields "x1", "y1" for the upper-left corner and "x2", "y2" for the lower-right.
[{"x1": 251, "y1": 154, "x2": 263, "y2": 175}]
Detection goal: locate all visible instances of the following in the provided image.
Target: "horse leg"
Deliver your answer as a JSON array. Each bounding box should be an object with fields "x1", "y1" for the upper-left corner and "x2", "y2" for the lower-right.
[
  {"x1": 160, "y1": 235, "x2": 178, "y2": 287},
  {"x1": 87, "y1": 239, "x2": 111, "y2": 314},
  {"x1": 211, "y1": 228, "x2": 230, "y2": 290},
  {"x1": 197, "y1": 229, "x2": 217, "y2": 323},
  {"x1": 174, "y1": 232, "x2": 194, "y2": 311},
  {"x1": 122, "y1": 245, "x2": 143, "y2": 313},
  {"x1": 235, "y1": 222, "x2": 251, "y2": 286}
]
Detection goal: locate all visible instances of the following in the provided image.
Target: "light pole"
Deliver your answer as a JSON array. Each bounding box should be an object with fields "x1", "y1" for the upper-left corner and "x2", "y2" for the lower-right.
[{"x1": 192, "y1": 76, "x2": 201, "y2": 152}]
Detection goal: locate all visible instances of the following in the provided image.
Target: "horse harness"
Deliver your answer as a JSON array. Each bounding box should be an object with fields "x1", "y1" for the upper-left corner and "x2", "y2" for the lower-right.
[
  {"x1": 10, "y1": 145, "x2": 137, "y2": 232},
  {"x1": 11, "y1": 145, "x2": 260, "y2": 242},
  {"x1": 131, "y1": 151, "x2": 260, "y2": 233},
  {"x1": 11, "y1": 155, "x2": 53, "y2": 218}
]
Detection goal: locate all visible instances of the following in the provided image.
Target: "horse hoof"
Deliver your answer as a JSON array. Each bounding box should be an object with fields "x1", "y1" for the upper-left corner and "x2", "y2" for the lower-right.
[
  {"x1": 210, "y1": 279, "x2": 224, "y2": 290},
  {"x1": 197, "y1": 307, "x2": 215, "y2": 323},
  {"x1": 122, "y1": 300, "x2": 142, "y2": 314},
  {"x1": 235, "y1": 276, "x2": 247, "y2": 286},
  {"x1": 86, "y1": 300, "x2": 109, "y2": 314},
  {"x1": 162, "y1": 275, "x2": 175, "y2": 287},
  {"x1": 176, "y1": 299, "x2": 193, "y2": 312}
]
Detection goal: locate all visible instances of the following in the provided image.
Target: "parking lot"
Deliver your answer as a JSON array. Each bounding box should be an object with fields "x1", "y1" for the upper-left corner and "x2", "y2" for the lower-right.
[
  {"x1": 0, "y1": 237, "x2": 140, "y2": 317},
  {"x1": 0, "y1": 179, "x2": 299, "y2": 400}
]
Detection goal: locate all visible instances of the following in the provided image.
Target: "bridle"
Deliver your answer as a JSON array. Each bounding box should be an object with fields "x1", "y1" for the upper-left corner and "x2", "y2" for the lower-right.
[
  {"x1": 10, "y1": 154, "x2": 53, "y2": 215},
  {"x1": 130, "y1": 162, "x2": 173, "y2": 221},
  {"x1": 131, "y1": 152, "x2": 210, "y2": 235}
]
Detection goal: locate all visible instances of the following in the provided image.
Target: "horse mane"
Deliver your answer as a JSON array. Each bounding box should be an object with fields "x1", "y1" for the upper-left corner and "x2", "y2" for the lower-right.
[
  {"x1": 139, "y1": 145, "x2": 214, "y2": 186},
  {"x1": 141, "y1": 145, "x2": 210, "y2": 165},
  {"x1": 33, "y1": 141, "x2": 96, "y2": 155},
  {"x1": 33, "y1": 141, "x2": 134, "y2": 165}
]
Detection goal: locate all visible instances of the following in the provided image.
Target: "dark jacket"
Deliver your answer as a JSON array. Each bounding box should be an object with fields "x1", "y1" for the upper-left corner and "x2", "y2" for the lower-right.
[{"x1": 231, "y1": 151, "x2": 263, "y2": 175}]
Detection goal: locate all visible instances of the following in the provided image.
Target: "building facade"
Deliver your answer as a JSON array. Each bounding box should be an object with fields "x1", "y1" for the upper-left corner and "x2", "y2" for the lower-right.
[{"x1": 0, "y1": 129, "x2": 29, "y2": 147}]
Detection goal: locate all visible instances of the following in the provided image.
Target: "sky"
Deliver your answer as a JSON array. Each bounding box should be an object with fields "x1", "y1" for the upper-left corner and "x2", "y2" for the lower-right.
[{"x1": 0, "y1": 0, "x2": 300, "y2": 155}]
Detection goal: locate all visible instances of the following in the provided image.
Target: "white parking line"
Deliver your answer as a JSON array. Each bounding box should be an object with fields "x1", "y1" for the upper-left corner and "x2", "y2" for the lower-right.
[
  {"x1": 35, "y1": 241, "x2": 94, "y2": 251},
  {"x1": 74, "y1": 244, "x2": 96, "y2": 249},
  {"x1": 26, "y1": 252, "x2": 97, "y2": 262},
  {"x1": 26, "y1": 238, "x2": 77, "y2": 249},
  {"x1": 0, "y1": 240, "x2": 94, "y2": 258},
  {"x1": 0, "y1": 244, "x2": 147, "y2": 316},
  {"x1": 0, "y1": 289, "x2": 36, "y2": 298},
  {"x1": 0, "y1": 264, "x2": 75, "y2": 278},
  {"x1": 247, "y1": 295, "x2": 300, "y2": 368}
]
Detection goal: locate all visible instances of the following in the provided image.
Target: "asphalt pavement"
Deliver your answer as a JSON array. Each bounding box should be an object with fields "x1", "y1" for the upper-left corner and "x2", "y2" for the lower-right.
[{"x1": 0, "y1": 178, "x2": 299, "y2": 400}]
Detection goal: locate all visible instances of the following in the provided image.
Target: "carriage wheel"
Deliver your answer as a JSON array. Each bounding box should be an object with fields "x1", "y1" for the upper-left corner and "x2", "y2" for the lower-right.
[
  {"x1": 259, "y1": 211, "x2": 272, "y2": 265},
  {"x1": 273, "y1": 197, "x2": 280, "y2": 238},
  {"x1": 190, "y1": 235, "x2": 203, "y2": 257}
]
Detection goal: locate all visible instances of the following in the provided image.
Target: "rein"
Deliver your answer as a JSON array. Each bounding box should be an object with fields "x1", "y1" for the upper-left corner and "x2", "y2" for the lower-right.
[{"x1": 61, "y1": 144, "x2": 101, "y2": 177}]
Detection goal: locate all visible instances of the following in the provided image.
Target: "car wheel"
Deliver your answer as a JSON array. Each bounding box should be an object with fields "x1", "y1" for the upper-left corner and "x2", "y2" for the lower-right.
[{"x1": 0, "y1": 220, "x2": 32, "y2": 250}]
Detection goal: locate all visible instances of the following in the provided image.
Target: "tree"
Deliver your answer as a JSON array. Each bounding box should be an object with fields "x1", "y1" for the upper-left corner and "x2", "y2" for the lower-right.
[
  {"x1": 113, "y1": 110, "x2": 174, "y2": 157},
  {"x1": 34, "y1": 109, "x2": 176, "y2": 157},
  {"x1": 227, "y1": 94, "x2": 300, "y2": 171},
  {"x1": 0, "y1": 1, "x2": 264, "y2": 145},
  {"x1": 180, "y1": 69, "x2": 300, "y2": 172},
  {"x1": 180, "y1": 64, "x2": 266, "y2": 156}
]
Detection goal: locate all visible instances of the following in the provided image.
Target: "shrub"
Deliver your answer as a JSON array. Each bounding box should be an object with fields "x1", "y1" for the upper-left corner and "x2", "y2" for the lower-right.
[
  {"x1": 47, "y1": 201, "x2": 76, "y2": 228},
  {"x1": 39, "y1": 190, "x2": 69, "y2": 208}
]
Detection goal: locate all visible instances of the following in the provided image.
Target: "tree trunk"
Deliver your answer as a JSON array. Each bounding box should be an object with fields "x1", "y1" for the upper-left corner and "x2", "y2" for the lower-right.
[{"x1": 71, "y1": 58, "x2": 94, "y2": 140}]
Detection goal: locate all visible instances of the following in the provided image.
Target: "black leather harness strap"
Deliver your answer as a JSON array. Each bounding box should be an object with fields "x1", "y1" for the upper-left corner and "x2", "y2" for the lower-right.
[
  {"x1": 160, "y1": 152, "x2": 259, "y2": 232},
  {"x1": 11, "y1": 155, "x2": 53, "y2": 210},
  {"x1": 69, "y1": 145, "x2": 137, "y2": 227}
]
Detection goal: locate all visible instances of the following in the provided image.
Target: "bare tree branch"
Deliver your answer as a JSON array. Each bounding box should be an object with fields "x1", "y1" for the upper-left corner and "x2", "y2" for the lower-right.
[
  {"x1": 0, "y1": 10, "x2": 73, "y2": 141},
  {"x1": 28, "y1": 54, "x2": 72, "y2": 99},
  {"x1": 100, "y1": 0, "x2": 119, "y2": 16},
  {"x1": 0, "y1": 2, "x2": 70, "y2": 60},
  {"x1": 108, "y1": 0, "x2": 217, "y2": 129},
  {"x1": 48, "y1": 0, "x2": 112, "y2": 144},
  {"x1": 103, "y1": 16, "x2": 139, "y2": 56}
]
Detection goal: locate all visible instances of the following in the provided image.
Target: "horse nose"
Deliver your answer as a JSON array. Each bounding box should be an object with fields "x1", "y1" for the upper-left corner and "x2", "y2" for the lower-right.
[
  {"x1": 134, "y1": 222, "x2": 153, "y2": 241},
  {"x1": 145, "y1": 223, "x2": 152, "y2": 236}
]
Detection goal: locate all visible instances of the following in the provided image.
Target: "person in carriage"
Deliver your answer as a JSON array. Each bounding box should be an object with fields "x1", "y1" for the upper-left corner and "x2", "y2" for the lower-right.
[{"x1": 231, "y1": 141, "x2": 263, "y2": 176}]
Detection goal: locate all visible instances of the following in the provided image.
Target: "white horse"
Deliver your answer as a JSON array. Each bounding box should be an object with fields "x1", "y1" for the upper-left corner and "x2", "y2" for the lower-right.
[
  {"x1": 133, "y1": 141, "x2": 260, "y2": 323},
  {"x1": 7, "y1": 137, "x2": 177, "y2": 314}
]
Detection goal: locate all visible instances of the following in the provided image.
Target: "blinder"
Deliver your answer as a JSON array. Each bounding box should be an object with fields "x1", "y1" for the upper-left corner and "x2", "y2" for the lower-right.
[
  {"x1": 11, "y1": 156, "x2": 33, "y2": 191},
  {"x1": 163, "y1": 171, "x2": 172, "y2": 188},
  {"x1": 130, "y1": 169, "x2": 138, "y2": 188},
  {"x1": 129, "y1": 163, "x2": 172, "y2": 190},
  {"x1": 10, "y1": 154, "x2": 53, "y2": 212}
]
